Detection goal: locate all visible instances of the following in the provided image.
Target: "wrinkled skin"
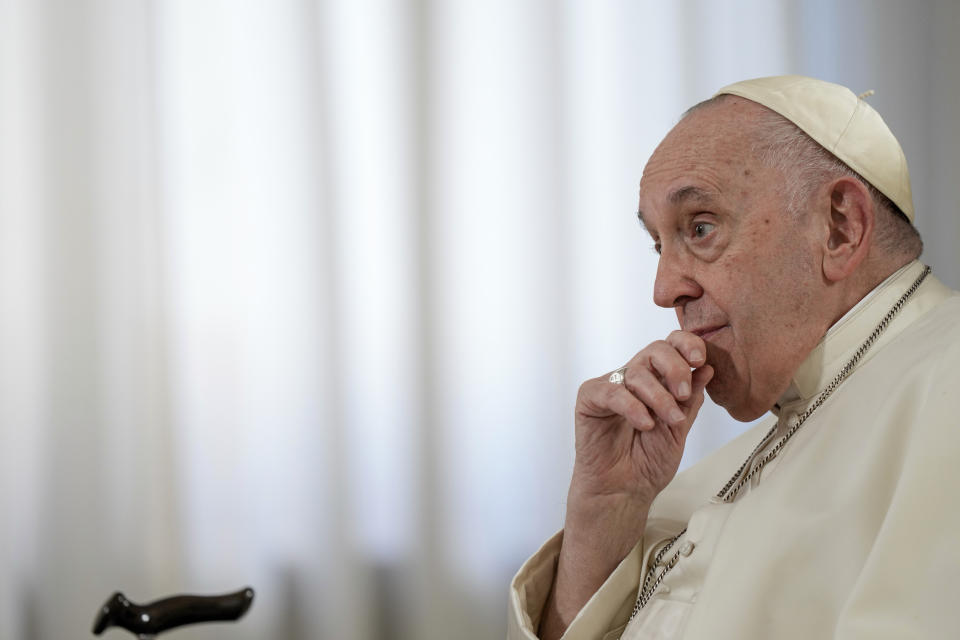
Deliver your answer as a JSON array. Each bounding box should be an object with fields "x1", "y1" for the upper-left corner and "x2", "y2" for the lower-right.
[
  {"x1": 639, "y1": 97, "x2": 832, "y2": 421},
  {"x1": 540, "y1": 97, "x2": 842, "y2": 640}
]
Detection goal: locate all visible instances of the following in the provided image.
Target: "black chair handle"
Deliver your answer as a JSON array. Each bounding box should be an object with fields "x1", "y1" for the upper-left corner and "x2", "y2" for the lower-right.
[{"x1": 92, "y1": 586, "x2": 254, "y2": 636}]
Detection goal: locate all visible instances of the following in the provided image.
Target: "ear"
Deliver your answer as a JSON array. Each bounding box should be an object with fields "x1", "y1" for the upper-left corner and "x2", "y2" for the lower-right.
[{"x1": 821, "y1": 177, "x2": 874, "y2": 283}]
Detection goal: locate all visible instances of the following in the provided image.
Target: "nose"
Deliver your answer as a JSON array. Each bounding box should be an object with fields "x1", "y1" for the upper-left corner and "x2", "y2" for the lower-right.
[{"x1": 653, "y1": 252, "x2": 702, "y2": 309}]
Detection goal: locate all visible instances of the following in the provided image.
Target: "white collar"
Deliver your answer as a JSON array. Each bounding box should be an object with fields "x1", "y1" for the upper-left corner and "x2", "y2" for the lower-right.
[{"x1": 773, "y1": 261, "x2": 936, "y2": 413}]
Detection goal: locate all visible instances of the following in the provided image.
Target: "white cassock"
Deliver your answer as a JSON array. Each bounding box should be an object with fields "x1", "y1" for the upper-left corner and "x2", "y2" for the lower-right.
[{"x1": 507, "y1": 260, "x2": 960, "y2": 640}]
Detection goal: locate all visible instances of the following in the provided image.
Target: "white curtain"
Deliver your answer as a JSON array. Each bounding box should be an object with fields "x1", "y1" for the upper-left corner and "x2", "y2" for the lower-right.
[{"x1": 2, "y1": 1, "x2": 958, "y2": 639}]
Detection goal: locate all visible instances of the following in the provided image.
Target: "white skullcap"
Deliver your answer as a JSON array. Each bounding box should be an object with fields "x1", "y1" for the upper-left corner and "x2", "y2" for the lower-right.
[{"x1": 715, "y1": 75, "x2": 914, "y2": 223}]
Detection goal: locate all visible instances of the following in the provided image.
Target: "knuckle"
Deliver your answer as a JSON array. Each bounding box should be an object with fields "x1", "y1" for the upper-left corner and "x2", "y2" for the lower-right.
[
  {"x1": 630, "y1": 376, "x2": 666, "y2": 406},
  {"x1": 630, "y1": 370, "x2": 670, "y2": 405},
  {"x1": 654, "y1": 353, "x2": 688, "y2": 381},
  {"x1": 642, "y1": 340, "x2": 669, "y2": 358},
  {"x1": 623, "y1": 368, "x2": 653, "y2": 393},
  {"x1": 577, "y1": 378, "x2": 603, "y2": 402},
  {"x1": 576, "y1": 379, "x2": 592, "y2": 398}
]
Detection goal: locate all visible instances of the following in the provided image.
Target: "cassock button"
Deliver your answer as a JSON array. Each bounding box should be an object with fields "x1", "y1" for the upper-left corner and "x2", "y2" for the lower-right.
[{"x1": 679, "y1": 541, "x2": 695, "y2": 557}]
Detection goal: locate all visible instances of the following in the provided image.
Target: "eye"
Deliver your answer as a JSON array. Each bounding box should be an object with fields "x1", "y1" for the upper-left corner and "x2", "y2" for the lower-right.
[
  {"x1": 692, "y1": 221, "x2": 716, "y2": 239},
  {"x1": 652, "y1": 241, "x2": 662, "y2": 255}
]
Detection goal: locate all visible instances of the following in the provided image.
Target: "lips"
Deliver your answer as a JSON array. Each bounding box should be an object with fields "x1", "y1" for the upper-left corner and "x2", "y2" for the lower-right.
[{"x1": 689, "y1": 324, "x2": 728, "y2": 341}]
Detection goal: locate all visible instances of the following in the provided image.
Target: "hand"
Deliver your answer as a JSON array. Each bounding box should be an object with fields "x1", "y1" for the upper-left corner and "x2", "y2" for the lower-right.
[
  {"x1": 571, "y1": 330, "x2": 714, "y2": 506},
  {"x1": 539, "y1": 331, "x2": 713, "y2": 639}
]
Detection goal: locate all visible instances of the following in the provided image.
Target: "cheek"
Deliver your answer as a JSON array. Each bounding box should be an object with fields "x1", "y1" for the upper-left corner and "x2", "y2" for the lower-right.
[{"x1": 770, "y1": 252, "x2": 820, "y2": 328}]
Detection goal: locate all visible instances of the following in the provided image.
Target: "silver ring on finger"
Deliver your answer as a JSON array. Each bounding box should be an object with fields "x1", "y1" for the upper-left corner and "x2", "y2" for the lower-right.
[{"x1": 608, "y1": 366, "x2": 628, "y2": 384}]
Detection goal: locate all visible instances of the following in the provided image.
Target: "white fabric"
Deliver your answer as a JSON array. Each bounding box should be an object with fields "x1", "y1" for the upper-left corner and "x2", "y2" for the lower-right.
[
  {"x1": 716, "y1": 75, "x2": 915, "y2": 221},
  {"x1": 509, "y1": 261, "x2": 960, "y2": 639}
]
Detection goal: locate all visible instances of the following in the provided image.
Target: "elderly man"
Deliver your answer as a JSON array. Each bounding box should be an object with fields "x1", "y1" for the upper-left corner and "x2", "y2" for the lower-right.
[{"x1": 507, "y1": 75, "x2": 960, "y2": 640}]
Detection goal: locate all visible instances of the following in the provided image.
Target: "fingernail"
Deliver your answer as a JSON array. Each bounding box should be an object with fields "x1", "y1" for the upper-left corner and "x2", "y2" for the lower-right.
[
  {"x1": 678, "y1": 381, "x2": 690, "y2": 398},
  {"x1": 670, "y1": 409, "x2": 685, "y2": 424},
  {"x1": 690, "y1": 350, "x2": 703, "y2": 362}
]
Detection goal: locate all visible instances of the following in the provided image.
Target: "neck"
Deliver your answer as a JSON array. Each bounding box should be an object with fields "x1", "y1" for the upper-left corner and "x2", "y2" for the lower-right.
[
  {"x1": 776, "y1": 260, "x2": 929, "y2": 412},
  {"x1": 826, "y1": 255, "x2": 914, "y2": 330}
]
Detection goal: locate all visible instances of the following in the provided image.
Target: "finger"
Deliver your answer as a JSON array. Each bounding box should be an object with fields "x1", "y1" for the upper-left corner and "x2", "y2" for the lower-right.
[
  {"x1": 641, "y1": 341, "x2": 694, "y2": 402},
  {"x1": 666, "y1": 330, "x2": 707, "y2": 368},
  {"x1": 690, "y1": 364, "x2": 714, "y2": 397},
  {"x1": 672, "y1": 366, "x2": 714, "y2": 441},
  {"x1": 577, "y1": 377, "x2": 657, "y2": 431},
  {"x1": 624, "y1": 365, "x2": 687, "y2": 427},
  {"x1": 575, "y1": 377, "x2": 618, "y2": 418},
  {"x1": 681, "y1": 364, "x2": 714, "y2": 413},
  {"x1": 605, "y1": 385, "x2": 656, "y2": 431}
]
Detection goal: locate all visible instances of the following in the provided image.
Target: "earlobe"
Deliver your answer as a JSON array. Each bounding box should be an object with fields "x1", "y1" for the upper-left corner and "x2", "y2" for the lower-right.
[{"x1": 822, "y1": 178, "x2": 874, "y2": 283}]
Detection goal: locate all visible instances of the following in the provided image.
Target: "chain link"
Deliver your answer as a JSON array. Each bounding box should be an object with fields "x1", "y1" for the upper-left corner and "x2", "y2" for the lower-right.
[{"x1": 626, "y1": 266, "x2": 931, "y2": 625}]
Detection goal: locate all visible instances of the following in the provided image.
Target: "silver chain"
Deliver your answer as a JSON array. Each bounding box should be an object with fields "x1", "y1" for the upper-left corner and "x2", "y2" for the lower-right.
[{"x1": 626, "y1": 265, "x2": 932, "y2": 623}]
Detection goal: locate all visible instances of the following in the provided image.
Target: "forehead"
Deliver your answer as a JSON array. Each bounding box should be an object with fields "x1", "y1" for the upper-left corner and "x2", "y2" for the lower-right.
[{"x1": 637, "y1": 98, "x2": 768, "y2": 228}]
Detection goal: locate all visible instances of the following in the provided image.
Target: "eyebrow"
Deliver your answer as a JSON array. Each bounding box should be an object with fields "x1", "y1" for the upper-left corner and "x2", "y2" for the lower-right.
[
  {"x1": 636, "y1": 185, "x2": 718, "y2": 233},
  {"x1": 668, "y1": 185, "x2": 717, "y2": 205}
]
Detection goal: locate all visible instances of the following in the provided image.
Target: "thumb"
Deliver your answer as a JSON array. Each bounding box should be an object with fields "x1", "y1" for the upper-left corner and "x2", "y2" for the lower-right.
[
  {"x1": 674, "y1": 365, "x2": 714, "y2": 441},
  {"x1": 685, "y1": 364, "x2": 714, "y2": 411},
  {"x1": 692, "y1": 364, "x2": 714, "y2": 393}
]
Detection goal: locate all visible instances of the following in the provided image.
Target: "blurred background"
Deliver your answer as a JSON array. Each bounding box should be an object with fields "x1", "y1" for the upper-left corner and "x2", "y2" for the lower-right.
[{"x1": 1, "y1": 1, "x2": 959, "y2": 639}]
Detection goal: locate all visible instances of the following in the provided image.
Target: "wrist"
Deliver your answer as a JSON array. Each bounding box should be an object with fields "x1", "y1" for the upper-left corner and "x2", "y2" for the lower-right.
[
  {"x1": 562, "y1": 490, "x2": 650, "y2": 572},
  {"x1": 540, "y1": 507, "x2": 648, "y2": 639},
  {"x1": 563, "y1": 505, "x2": 648, "y2": 570},
  {"x1": 566, "y1": 482, "x2": 654, "y2": 525}
]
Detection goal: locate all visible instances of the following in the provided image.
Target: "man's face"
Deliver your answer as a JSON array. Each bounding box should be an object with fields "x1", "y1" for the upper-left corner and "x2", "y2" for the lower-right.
[{"x1": 637, "y1": 98, "x2": 829, "y2": 421}]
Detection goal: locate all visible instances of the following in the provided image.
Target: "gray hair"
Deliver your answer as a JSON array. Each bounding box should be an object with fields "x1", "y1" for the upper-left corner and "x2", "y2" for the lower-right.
[{"x1": 685, "y1": 95, "x2": 922, "y2": 259}]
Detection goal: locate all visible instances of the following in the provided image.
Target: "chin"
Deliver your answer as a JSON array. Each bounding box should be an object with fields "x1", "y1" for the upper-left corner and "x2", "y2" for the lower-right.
[
  {"x1": 706, "y1": 378, "x2": 770, "y2": 422},
  {"x1": 725, "y1": 403, "x2": 770, "y2": 422}
]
